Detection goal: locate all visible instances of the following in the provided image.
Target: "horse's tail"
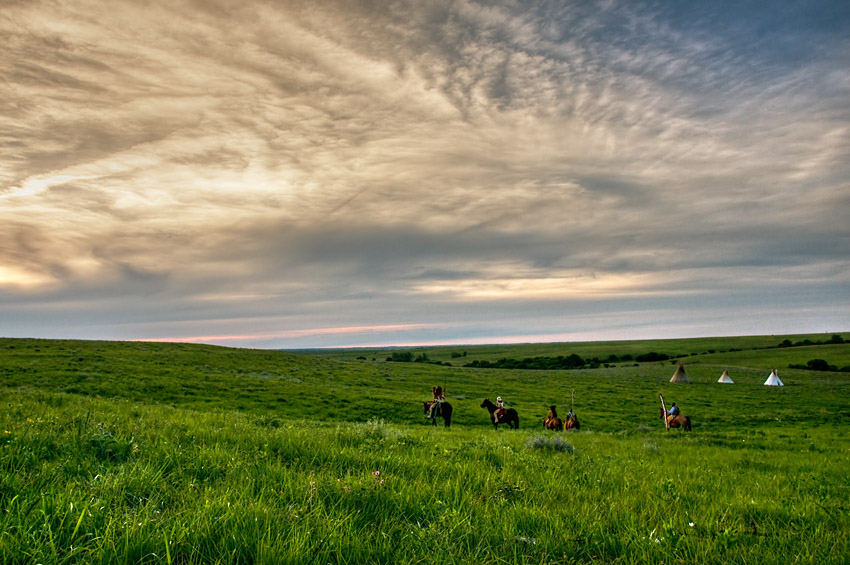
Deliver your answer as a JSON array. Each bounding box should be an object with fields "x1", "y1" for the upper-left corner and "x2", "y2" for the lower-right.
[{"x1": 684, "y1": 416, "x2": 692, "y2": 431}]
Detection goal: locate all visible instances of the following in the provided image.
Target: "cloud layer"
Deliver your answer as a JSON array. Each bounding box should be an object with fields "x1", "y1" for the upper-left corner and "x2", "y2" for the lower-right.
[{"x1": 2, "y1": 0, "x2": 849, "y2": 347}]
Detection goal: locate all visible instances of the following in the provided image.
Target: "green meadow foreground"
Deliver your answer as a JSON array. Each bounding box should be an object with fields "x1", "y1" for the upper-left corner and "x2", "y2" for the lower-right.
[{"x1": 1, "y1": 336, "x2": 849, "y2": 564}]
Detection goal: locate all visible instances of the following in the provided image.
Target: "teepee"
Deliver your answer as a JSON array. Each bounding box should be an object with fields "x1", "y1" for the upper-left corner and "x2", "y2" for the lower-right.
[
  {"x1": 670, "y1": 364, "x2": 690, "y2": 383},
  {"x1": 764, "y1": 369, "x2": 784, "y2": 386},
  {"x1": 717, "y1": 369, "x2": 734, "y2": 384}
]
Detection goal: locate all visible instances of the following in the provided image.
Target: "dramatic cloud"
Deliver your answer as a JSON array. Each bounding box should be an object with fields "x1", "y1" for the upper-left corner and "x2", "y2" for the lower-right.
[{"x1": 1, "y1": 0, "x2": 848, "y2": 347}]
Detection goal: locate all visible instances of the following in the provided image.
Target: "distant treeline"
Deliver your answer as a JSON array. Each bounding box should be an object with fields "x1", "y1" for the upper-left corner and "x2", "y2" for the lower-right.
[
  {"x1": 789, "y1": 359, "x2": 850, "y2": 373},
  {"x1": 776, "y1": 334, "x2": 845, "y2": 348},
  {"x1": 463, "y1": 353, "x2": 666, "y2": 370},
  {"x1": 465, "y1": 354, "x2": 596, "y2": 370},
  {"x1": 386, "y1": 351, "x2": 452, "y2": 366}
]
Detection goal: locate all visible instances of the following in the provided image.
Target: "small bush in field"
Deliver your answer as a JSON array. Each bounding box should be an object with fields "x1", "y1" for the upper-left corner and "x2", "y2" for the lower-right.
[{"x1": 525, "y1": 434, "x2": 573, "y2": 453}]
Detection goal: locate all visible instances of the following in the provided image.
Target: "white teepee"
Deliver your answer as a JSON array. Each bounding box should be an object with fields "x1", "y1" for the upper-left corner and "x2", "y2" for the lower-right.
[
  {"x1": 670, "y1": 364, "x2": 690, "y2": 383},
  {"x1": 717, "y1": 369, "x2": 734, "y2": 384},
  {"x1": 764, "y1": 369, "x2": 784, "y2": 386}
]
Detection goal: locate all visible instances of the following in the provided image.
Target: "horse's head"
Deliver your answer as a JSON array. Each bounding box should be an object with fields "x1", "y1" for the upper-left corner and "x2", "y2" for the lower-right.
[
  {"x1": 423, "y1": 401, "x2": 432, "y2": 413},
  {"x1": 480, "y1": 399, "x2": 492, "y2": 409}
]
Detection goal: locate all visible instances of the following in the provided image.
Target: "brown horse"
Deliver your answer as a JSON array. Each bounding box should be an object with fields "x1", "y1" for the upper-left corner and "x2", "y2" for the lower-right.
[
  {"x1": 424, "y1": 401, "x2": 452, "y2": 427},
  {"x1": 542, "y1": 405, "x2": 563, "y2": 431},
  {"x1": 564, "y1": 414, "x2": 580, "y2": 430},
  {"x1": 659, "y1": 409, "x2": 691, "y2": 431},
  {"x1": 481, "y1": 399, "x2": 519, "y2": 430}
]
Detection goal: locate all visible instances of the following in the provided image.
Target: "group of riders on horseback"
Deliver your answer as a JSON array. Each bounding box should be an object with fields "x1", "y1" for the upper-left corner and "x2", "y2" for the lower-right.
[
  {"x1": 425, "y1": 386, "x2": 691, "y2": 431},
  {"x1": 542, "y1": 404, "x2": 580, "y2": 431},
  {"x1": 425, "y1": 386, "x2": 581, "y2": 431}
]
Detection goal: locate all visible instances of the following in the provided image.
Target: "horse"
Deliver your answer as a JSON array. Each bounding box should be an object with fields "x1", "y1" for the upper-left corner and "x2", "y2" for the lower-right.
[
  {"x1": 659, "y1": 409, "x2": 691, "y2": 431},
  {"x1": 424, "y1": 400, "x2": 452, "y2": 427},
  {"x1": 542, "y1": 405, "x2": 563, "y2": 431},
  {"x1": 564, "y1": 414, "x2": 580, "y2": 430},
  {"x1": 481, "y1": 398, "x2": 519, "y2": 430}
]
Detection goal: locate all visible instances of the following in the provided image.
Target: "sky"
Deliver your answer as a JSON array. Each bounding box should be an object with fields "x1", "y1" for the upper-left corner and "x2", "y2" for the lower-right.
[{"x1": 2, "y1": 0, "x2": 849, "y2": 349}]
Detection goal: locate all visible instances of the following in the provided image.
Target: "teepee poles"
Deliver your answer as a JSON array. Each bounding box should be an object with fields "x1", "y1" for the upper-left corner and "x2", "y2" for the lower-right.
[{"x1": 660, "y1": 394, "x2": 669, "y2": 430}]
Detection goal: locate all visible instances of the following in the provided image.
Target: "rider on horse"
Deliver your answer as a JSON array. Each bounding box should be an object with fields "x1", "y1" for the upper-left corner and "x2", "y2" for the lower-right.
[
  {"x1": 667, "y1": 402, "x2": 680, "y2": 423},
  {"x1": 495, "y1": 396, "x2": 506, "y2": 423},
  {"x1": 427, "y1": 386, "x2": 446, "y2": 420}
]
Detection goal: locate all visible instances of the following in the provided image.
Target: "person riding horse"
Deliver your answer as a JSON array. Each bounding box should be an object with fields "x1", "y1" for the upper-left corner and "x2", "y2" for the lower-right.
[
  {"x1": 495, "y1": 396, "x2": 506, "y2": 423},
  {"x1": 427, "y1": 386, "x2": 445, "y2": 420},
  {"x1": 480, "y1": 398, "x2": 519, "y2": 429},
  {"x1": 543, "y1": 405, "x2": 562, "y2": 430},
  {"x1": 667, "y1": 402, "x2": 680, "y2": 421}
]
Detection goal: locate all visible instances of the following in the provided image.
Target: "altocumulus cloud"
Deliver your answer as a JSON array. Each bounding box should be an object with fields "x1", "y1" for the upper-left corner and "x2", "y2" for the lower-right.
[{"x1": 1, "y1": 0, "x2": 848, "y2": 347}]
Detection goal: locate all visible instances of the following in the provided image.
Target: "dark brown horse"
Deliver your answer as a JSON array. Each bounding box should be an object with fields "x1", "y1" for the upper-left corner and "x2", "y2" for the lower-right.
[
  {"x1": 424, "y1": 401, "x2": 452, "y2": 427},
  {"x1": 564, "y1": 414, "x2": 580, "y2": 430},
  {"x1": 542, "y1": 405, "x2": 563, "y2": 431},
  {"x1": 659, "y1": 409, "x2": 691, "y2": 431},
  {"x1": 481, "y1": 399, "x2": 519, "y2": 430}
]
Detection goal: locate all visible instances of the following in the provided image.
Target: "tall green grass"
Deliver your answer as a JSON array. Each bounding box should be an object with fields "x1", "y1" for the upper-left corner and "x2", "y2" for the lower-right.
[
  {"x1": 1, "y1": 390, "x2": 847, "y2": 564},
  {"x1": 1, "y1": 337, "x2": 849, "y2": 563}
]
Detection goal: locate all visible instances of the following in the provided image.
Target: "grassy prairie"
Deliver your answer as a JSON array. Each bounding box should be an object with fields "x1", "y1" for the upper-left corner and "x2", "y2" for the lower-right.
[
  {"x1": 1, "y1": 336, "x2": 849, "y2": 563},
  {"x1": 303, "y1": 332, "x2": 850, "y2": 366}
]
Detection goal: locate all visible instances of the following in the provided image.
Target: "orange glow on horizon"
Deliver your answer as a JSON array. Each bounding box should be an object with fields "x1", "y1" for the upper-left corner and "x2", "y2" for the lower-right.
[{"x1": 137, "y1": 323, "x2": 436, "y2": 345}]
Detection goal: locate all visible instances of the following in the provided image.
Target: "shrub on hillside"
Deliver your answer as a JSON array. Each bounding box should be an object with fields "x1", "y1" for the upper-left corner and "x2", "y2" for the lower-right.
[
  {"x1": 635, "y1": 352, "x2": 670, "y2": 362},
  {"x1": 525, "y1": 435, "x2": 574, "y2": 453},
  {"x1": 789, "y1": 359, "x2": 849, "y2": 372}
]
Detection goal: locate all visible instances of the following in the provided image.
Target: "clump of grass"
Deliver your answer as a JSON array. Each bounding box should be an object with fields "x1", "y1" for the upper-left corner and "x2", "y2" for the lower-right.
[
  {"x1": 643, "y1": 441, "x2": 660, "y2": 452},
  {"x1": 525, "y1": 434, "x2": 574, "y2": 453}
]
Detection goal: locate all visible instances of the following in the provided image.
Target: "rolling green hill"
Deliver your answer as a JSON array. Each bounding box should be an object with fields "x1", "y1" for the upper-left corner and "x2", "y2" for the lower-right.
[
  {"x1": 3, "y1": 335, "x2": 850, "y2": 430},
  {"x1": 301, "y1": 332, "x2": 850, "y2": 367}
]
